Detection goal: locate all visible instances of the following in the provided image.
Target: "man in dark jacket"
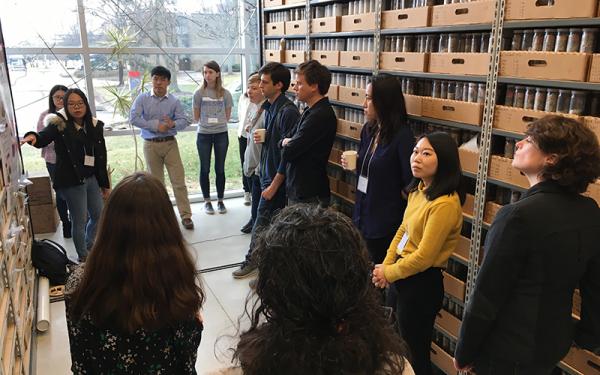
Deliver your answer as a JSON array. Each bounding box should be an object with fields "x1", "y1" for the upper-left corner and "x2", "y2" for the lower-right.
[
  {"x1": 232, "y1": 62, "x2": 300, "y2": 279},
  {"x1": 281, "y1": 60, "x2": 337, "y2": 207}
]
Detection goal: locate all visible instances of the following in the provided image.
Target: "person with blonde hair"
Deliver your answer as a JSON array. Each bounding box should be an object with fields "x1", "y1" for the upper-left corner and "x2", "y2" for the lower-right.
[{"x1": 65, "y1": 172, "x2": 205, "y2": 374}]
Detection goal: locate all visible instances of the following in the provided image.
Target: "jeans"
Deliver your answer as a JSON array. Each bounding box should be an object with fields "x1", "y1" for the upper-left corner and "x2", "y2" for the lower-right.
[
  {"x1": 197, "y1": 132, "x2": 229, "y2": 200},
  {"x1": 238, "y1": 136, "x2": 250, "y2": 193},
  {"x1": 250, "y1": 174, "x2": 261, "y2": 223},
  {"x1": 57, "y1": 176, "x2": 104, "y2": 260},
  {"x1": 46, "y1": 162, "x2": 70, "y2": 225},
  {"x1": 244, "y1": 184, "x2": 286, "y2": 264}
]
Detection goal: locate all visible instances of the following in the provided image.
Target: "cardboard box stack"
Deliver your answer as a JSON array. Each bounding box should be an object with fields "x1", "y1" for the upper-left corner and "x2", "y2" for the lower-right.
[{"x1": 26, "y1": 175, "x2": 58, "y2": 234}]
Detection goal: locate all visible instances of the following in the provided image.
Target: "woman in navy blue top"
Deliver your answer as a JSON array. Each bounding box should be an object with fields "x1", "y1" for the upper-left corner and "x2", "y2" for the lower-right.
[{"x1": 343, "y1": 75, "x2": 414, "y2": 264}]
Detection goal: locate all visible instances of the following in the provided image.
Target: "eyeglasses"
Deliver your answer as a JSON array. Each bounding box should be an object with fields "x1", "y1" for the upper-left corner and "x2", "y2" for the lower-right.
[
  {"x1": 67, "y1": 102, "x2": 85, "y2": 109},
  {"x1": 52, "y1": 95, "x2": 64, "y2": 101}
]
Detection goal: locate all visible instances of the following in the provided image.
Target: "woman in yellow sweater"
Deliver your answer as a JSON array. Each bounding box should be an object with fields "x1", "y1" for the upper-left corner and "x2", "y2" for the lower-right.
[{"x1": 372, "y1": 131, "x2": 465, "y2": 375}]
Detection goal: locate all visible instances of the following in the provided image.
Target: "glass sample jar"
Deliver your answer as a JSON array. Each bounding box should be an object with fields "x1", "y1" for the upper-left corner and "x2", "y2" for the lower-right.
[
  {"x1": 524, "y1": 86, "x2": 536, "y2": 109},
  {"x1": 569, "y1": 90, "x2": 586, "y2": 115},
  {"x1": 471, "y1": 33, "x2": 481, "y2": 53},
  {"x1": 580, "y1": 28, "x2": 597, "y2": 53},
  {"x1": 556, "y1": 89, "x2": 571, "y2": 113},
  {"x1": 440, "y1": 81, "x2": 448, "y2": 99},
  {"x1": 447, "y1": 82, "x2": 456, "y2": 100},
  {"x1": 432, "y1": 80, "x2": 441, "y2": 98},
  {"x1": 438, "y1": 34, "x2": 449, "y2": 53},
  {"x1": 542, "y1": 29, "x2": 557, "y2": 52},
  {"x1": 513, "y1": 86, "x2": 525, "y2": 108},
  {"x1": 448, "y1": 33, "x2": 460, "y2": 53},
  {"x1": 504, "y1": 85, "x2": 515, "y2": 106},
  {"x1": 464, "y1": 34, "x2": 473, "y2": 53},
  {"x1": 477, "y1": 83, "x2": 486, "y2": 104},
  {"x1": 511, "y1": 30, "x2": 523, "y2": 51},
  {"x1": 533, "y1": 88, "x2": 547, "y2": 111},
  {"x1": 545, "y1": 89, "x2": 559, "y2": 112},
  {"x1": 532, "y1": 29, "x2": 545, "y2": 51},
  {"x1": 504, "y1": 139, "x2": 516, "y2": 158},
  {"x1": 555, "y1": 28, "x2": 569, "y2": 52},
  {"x1": 468, "y1": 83, "x2": 478, "y2": 103},
  {"x1": 455, "y1": 83, "x2": 464, "y2": 102},
  {"x1": 521, "y1": 30, "x2": 534, "y2": 51},
  {"x1": 566, "y1": 28, "x2": 582, "y2": 53}
]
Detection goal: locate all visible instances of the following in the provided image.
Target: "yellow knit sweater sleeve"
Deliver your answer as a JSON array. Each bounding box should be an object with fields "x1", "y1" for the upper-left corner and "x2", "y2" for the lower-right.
[
  {"x1": 383, "y1": 196, "x2": 462, "y2": 282},
  {"x1": 383, "y1": 223, "x2": 406, "y2": 265}
]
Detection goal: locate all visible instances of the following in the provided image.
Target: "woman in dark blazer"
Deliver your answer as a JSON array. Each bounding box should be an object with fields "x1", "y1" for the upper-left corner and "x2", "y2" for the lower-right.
[
  {"x1": 455, "y1": 115, "x2": 600, "y2": 375},
  {"x1": 341, "y1": 74, "x2": 414, "y2": 264},
  {"x1": 22, "y1": 88, "x2": 110, "y2": 262}
]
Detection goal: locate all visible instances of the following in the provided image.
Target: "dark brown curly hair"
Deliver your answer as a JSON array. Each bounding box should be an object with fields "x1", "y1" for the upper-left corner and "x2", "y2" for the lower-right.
[
  {"x1": 234, "y1": 204, "x2": 409, "y2": 375},
  {"x1": 525, "y1": 115, "x2": 600, "y2": 193}
]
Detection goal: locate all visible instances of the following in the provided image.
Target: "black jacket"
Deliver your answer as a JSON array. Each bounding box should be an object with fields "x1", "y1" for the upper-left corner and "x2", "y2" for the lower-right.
[
  {"x1": 455, "y1": 181, "x2": 600, "y2": 367},
  {"x1": 281, "y1": 97, "x2": 337, "y2": 201},
  {"x1": 25, "y1": 110, "x2": 109, "y2": 189}
]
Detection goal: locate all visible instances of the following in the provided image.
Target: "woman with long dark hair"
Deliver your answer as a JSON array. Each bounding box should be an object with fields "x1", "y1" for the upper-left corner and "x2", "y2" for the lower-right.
[
  {"x1": 193, "y1": 60, "x2": 233, "y2": 215},
  {"x1": 341, "y1": 74, "x2": 414, "y2": 264},
  {"x1": 455, "y1": 116, "x2": 600, "y2": 375},
  {"x1": 36, "y1": 84, "x2": 71, "y2": 237},
  {"x1": 22, "y1": 88, "x2": 109, "y2": 262},
  {"x1": 372, "y1": 132, "x2": 465, "y2": 375},
  {"x1": 65, "y1": 172, "x2": 205, "y2": 374},
  {"x1": 220, "y1": 204, "x2": 414, "y2": 375}
]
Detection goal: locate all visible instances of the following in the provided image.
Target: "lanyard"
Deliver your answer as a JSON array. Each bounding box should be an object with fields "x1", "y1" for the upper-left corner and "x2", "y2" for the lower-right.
[{"x1": 358, "y1": 130, "x2": 378, "y2": 178}]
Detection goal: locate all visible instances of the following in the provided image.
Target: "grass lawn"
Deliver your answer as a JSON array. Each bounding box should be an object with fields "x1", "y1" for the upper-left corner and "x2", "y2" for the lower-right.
[{"x1": 20, "y1": 129, "x2": 245, "y2": 195}]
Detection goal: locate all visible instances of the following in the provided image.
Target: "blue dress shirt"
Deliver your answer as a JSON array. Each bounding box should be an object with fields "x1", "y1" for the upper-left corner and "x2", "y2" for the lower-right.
[{"x1": 129, "y1": 91, "x2": 190, "y2": 140}]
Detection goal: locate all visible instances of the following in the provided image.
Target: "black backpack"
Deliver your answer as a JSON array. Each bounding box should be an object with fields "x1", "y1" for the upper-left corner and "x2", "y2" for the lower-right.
[{"x1": 31, "y1": 239, "x2": 76, "y2": 285}]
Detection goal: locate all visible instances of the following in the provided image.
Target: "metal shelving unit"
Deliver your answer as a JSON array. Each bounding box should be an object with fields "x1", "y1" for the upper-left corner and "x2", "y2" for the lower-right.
[
  {"x1": 264, "y1": 34, "x2": 308, "y2": 39},
  {"x1": 260, "y1": 1, "x2": 600, "y2": 374}
]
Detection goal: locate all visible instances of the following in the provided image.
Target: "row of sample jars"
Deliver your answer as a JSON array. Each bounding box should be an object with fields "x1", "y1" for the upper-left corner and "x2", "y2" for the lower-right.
[
  {"x1": 492, "y1": 184, "x2": 522, "y2": 205},
  {"x1": 267, "y1": 9, "x2": 305, "y2": 23},
  {"x1": 410, "y1": 121, "x2": 479, "y2": 147},
  {"x1": 334, "y1": 106, "x2": 367, "y2": 124},
  {"x1": 401, "y1": 78, "x2": 487, "y2": 104},
  {"x1": 333, "y1": 73, "x2": 370, "y2": 89},
  {"x1": 346, "y1": 37, "x2": 375, "y2": 52},
  {"x1": 344, "y1": 0, "x2": 379, "y2": 15},
  {"x1": 332, "y1": 138, "x2": 360, "y2": 153},
  {"x1": 384, "y1": 0, "x2": 475, "y2": 10},
  {"x1": 507, "y1": 28, "x2": 597, "y2": 53},
  {"x1": 265, "y1": 40, "x2": 284, "y2": 50},
  {"x1": 311, "y1": 3, "x2": 344, "y2": 18},
  {"x1": 502, "y1": 85, "x2": 599, "y2": 116},
  {"x1": 285, "y1": 40, "x2": 308, "y2": 50},
  {"x1": 447, "y1": 257, "x2": 468, "y2": 281},
  {"x1": 442, "y1": 293, "x2": 465, "y2": 321},
  {"x1": 382, "y1": 32, "x2": 491, "y2": 53},
  {"x1": 312, "y1": 38, "x2": 348, "y2": 51},
  {"x1": 433, "y1": 328, "x2": 457, "y2": 356}
]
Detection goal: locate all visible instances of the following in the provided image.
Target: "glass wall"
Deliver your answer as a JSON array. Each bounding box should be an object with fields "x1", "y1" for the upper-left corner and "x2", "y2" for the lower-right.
[{"x1": 5, "y1": 0, "x2": 260, "y2": 195}]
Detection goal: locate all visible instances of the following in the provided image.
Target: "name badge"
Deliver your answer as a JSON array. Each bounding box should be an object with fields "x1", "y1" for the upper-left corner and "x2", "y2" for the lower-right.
[
  {"x1": 208, "y1": 117, "x2": 219, "y2": 124},
  {"x1": 357, "y1": 176, "x2": 368, "y2": 193},
  {"x1": 397, "y1": 232, "x2": 409, "y2": 255},
  {"x1": 84, "y1": 155, "x2": 95, "y2": 167}
]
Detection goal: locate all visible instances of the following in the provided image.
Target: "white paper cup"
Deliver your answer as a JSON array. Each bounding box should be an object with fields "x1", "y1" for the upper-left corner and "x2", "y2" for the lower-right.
[
  {"x1": 342, "y1": 150, "x2": 358, "y2": 170},
  {"x1": 254, "y1": 129, "x2": 266, "y2": 143}
]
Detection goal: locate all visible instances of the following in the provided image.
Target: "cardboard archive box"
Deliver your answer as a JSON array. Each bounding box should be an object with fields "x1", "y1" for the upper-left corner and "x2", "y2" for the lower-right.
[
  {"x1": 428, "y1": 53, "x2": 490, "y2": 76},
  {"x1": 265, "y1": 22, "x2": 285, "y2": 36},
  {"x1": 26, "y1": 175, "x2": 53, "y2": 206},
  {"x1": 500, "y1": 52, "x2": 590, "y2": 82},
  {"x1": 379, "y1": 52, "x2": 429, "y2": 72},
  {"x1": 382, "y1": 6, "x2": 430, "y2": 29},
  {"x1": 422, "y1": 97, "x2": 484, "y2": 126},
  {"x1": 341, "y1": 13, "x2": 376, "y2": 32},
  {"x1": 284, "y1": 20, "x2": 306, "y2": 35},
  {"x1": 338, "y1": 86, "x2": 366, "y2": 107},
  {"x1": 311, "y1": 16, "x2": 341, "y2": 33},
  {"x1": 285, "y1": 50, "x2": 306, "y2": 64},
  {"x1": 29, "y1": 203, "x2": 59, "y2": 235},
  {"x1": 310, "y1": 50, "x2": 340, "y2": 67},
  {"x1": 493, "y1": 105, "x2": 581, "y2": 135},
  {"x1": 404, "y1": 94, "x2": 423, "y2": 116},
  {"x1": 430, "y1": 343, "x2": 457, "y2": 375},
  {"x1": 327, "y1": 84, "x2": 339, "y2": 101},
  {"x1": 505, "y1": 0, "x2": 598, "y2": 20},
  {"x1": 339, "y1": 51, "x2": 375, "y2": 69},
  {"x1": 263, "y1": 0, "x2": 283, "y2": 8},
  {"x1": 337, "y1": 119, "x2": 363, "y2": 140},
  {"x1": 431, "y1": 1, "x2": 495, "y2": 27},
  {"x1": 265, "y1": 50, "x2": 285, "y2": 63},
  {"x1": 588, "y1": 54, "x2": 600, "y2": 82}
]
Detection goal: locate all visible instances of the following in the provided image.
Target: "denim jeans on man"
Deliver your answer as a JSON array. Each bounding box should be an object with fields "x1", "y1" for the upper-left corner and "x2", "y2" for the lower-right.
[
  {"x1": 57, "y1": 176, "x2": 104, "y2": 260},
  {"x1": 196, "y1": 131, "x2": 229, "y2": 199}
]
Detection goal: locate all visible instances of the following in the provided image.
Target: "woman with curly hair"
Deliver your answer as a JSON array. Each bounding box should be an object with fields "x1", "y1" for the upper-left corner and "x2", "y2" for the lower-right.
[
  {"x1": 217, "y1": 204, "x2": 414, "y2": 375},
  {"x1": 455, "y1": 115, "x2": 600, "y2": 375}
]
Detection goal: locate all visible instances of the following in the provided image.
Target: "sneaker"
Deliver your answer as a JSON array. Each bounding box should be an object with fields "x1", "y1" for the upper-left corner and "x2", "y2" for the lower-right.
[
  {"x1": 232, "y1": 262, "x2": 258, "y2": 279},
  {"x1": 249, "y1": 278, "x2": 258, "y2": 290},
  {"x1": 244, "y1": 192, "x2": 251, "y2": 206},
  {"x1": 204, "y1": 202, "x2": 215, "y2": 215},
  {"x1": 182, "y1": 218, "x2": 194, "y2": 230},
  {"x1": 240, "y1": 219, "x2": 254, "y2": 234},
  {"x1": 217, "y1": 201, "x2": 227, "y2": 214}
]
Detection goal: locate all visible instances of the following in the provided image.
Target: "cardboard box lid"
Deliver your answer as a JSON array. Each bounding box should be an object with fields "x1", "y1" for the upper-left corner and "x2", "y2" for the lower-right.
[
  {"x1": 500, "y1": 51, "x2": 590, "y2": 82},
  {"x1": 505, "y1": 0, "x2": 598, "y2": 20}
]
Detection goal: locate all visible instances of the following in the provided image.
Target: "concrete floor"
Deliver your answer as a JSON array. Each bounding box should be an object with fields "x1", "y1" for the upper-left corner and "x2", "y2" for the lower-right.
[{"x1": 34, "y1": 197, "x2": 255, "y2": 374}]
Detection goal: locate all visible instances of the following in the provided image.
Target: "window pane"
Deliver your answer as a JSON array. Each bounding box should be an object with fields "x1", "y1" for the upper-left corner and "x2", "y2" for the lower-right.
[
  {"x1": 3, "y1": 0, "x2": 81, "y2": 47},
  {"x1": 85, "y1": 0, "x2": 254, "y2": 48},
  {"x1": 8, "y1": 54, "x2": 87, "y2": 135},
  {"x1": 91, "y1": 53, "x2": 248, "y2": 128}
]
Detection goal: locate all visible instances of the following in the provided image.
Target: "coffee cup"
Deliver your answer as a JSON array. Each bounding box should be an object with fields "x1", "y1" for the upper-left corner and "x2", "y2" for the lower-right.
[
  {"x1": 342, "y1": 150, "x2": 358, "y2": 170},
  {"x1": 254, "y1": 129, "x2": 266, "y2": 143}
]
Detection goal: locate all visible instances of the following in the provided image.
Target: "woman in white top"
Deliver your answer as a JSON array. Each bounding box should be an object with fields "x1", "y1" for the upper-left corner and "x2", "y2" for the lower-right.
[{"x1": 193, "y1": 60, "x2": 233, "y2": 215}]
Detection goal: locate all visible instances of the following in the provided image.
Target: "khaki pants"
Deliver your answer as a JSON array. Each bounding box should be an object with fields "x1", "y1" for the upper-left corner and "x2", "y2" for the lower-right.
[{"x1": 143, "y1": 139, "x2": 192, "y2": 220}]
